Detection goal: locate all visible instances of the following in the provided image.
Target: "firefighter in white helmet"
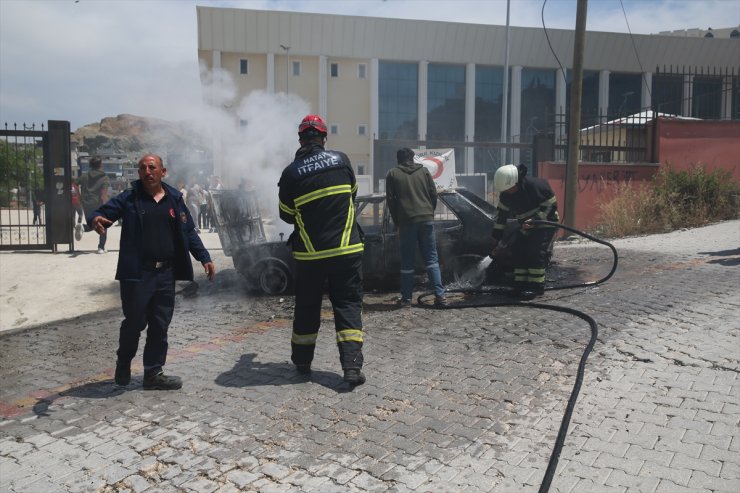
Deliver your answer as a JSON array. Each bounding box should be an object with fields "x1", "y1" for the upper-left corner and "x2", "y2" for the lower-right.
[{"x1": 491, "y1": 164, "x2": 559, "y2": 299}]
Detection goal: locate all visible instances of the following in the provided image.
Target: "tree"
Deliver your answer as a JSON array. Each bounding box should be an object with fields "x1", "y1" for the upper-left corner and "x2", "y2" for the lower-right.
[{"x1": 0, "y1": 140, "x2": 44, "y2": 207}]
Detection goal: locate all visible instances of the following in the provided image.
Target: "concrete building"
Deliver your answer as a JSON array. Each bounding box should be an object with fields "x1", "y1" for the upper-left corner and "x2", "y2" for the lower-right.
[{"x1": 196, "y1": 6, "x2": 739, "y2": 190}]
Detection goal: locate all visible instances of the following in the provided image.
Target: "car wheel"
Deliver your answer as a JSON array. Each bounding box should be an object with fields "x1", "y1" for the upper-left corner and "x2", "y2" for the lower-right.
[
  {"x1": 256, "y1": 259, "x2": 292, "y2": 295},
  {"x1": 450, "y1": 254, "x2": 488, "y2": 287}
]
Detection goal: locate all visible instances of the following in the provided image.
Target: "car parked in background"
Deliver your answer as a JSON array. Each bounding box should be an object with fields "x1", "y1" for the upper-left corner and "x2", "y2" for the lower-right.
[{"x1": 212, "y1": 188, "x2": 499, "y2": 295}]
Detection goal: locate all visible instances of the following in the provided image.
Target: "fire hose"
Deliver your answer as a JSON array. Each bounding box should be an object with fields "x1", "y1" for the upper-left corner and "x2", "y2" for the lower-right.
[{"x1": 417, "y1": 220, "x2": 618, "y2": 493}]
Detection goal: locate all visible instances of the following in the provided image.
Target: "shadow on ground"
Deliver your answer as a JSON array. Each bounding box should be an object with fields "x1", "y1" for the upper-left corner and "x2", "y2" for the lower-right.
[{"x1": 215, "y1": 352, "x2": 358, "y2": 393}]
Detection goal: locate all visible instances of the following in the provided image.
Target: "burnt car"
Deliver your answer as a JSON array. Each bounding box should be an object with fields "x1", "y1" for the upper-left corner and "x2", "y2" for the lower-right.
[{"x1": 212, "y1": 188, "x2": 499, "y2": 295}]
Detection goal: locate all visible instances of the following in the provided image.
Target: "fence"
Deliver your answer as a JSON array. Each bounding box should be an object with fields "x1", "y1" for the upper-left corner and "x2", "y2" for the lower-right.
[
  {"x1": 0, "y1": 121, "x2": 73, "y2": 251},
  {"x1": 550, "y1": 110, "x2": 654, "y2": 164}
]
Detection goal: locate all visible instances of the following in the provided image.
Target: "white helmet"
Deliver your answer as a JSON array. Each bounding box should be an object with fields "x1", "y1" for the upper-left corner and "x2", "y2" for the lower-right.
[{"x1": 494, "y1": 164, "x2": 519, "y2": 192}]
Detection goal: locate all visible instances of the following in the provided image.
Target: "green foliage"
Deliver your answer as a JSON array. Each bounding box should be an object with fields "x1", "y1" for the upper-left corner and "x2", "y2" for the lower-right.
[
  {"x1": 597, "y1": 164, "x2": 740, "y2": 237},
  {"x1": 82, "y1": 135, "x2": 111, "y2": 154},
  {"x1": 0, "y1": 141, "x2": 45, "y2": 207}
]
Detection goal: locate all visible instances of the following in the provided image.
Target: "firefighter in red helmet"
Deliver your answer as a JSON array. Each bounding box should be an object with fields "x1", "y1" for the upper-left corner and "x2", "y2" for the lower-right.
[{"x1": 278, "y1": 115, "x2": 366, "y2": 386}]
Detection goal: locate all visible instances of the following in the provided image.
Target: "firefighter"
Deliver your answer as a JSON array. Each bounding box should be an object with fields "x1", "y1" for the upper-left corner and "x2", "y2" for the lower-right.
[
  {"x1": 278, "y1": 115, "x2": 366, "y2": 386},
  {"x1": 491, "y1": 164, "x2": 559, "y2": 299}
]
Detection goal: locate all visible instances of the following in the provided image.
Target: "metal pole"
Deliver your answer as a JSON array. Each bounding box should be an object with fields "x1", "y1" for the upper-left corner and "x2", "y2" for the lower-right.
[
  {"x1": 280, "y1": 45, "x2": 290, "y2": 94},
  {"x1": 500, "y1": 0, "x2": 511, "y2": 165},
  {"x1": 564, "y1": 0, "x2": 587, "y2": 229}
]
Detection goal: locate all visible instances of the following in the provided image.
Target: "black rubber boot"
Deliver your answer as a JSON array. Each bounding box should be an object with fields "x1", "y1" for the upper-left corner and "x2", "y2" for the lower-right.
[
  {"x1": 343, "y1": 369, "x2": 366, "y2": 386},
  {"x1": 143, "y1": 370, "x2": 182, "y2": 390}
]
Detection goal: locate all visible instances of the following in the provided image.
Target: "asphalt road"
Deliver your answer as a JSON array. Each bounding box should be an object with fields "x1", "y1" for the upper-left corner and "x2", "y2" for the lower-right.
[{"x1": 1, "y1": 221, "x2": 738, "y2": 492}]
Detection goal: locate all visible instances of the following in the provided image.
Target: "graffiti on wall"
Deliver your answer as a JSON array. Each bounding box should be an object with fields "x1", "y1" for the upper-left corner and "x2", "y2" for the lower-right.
[{"x1": 577, "y1": 169, "x2": 641, "y2": 192}]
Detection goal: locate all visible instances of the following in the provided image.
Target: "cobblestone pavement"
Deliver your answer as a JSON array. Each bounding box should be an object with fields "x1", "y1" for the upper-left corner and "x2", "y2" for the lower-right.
[{"x1": 1, "y1": 223, "x2": 738, "y2": 492}]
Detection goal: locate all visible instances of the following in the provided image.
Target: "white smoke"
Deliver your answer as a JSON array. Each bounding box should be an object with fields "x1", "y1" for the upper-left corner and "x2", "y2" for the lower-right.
[{"x1": 185, "y1": 63, "x2": 309, "y2": 240}]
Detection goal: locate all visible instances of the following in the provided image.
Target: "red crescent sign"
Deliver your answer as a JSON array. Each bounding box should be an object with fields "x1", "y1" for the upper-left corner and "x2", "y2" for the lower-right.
[{"x1": 422, "y1": 157, "x2": 444, "y2": 179}]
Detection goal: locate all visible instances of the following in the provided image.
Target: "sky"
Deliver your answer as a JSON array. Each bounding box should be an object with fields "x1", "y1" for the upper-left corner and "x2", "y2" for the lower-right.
[{"x1": 1, "y1": 0, "x2": 738, "y2": 131}]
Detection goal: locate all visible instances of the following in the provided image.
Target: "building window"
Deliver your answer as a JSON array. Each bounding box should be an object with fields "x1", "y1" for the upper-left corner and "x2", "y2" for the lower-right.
[
  {"x1": 652, "y1": 74, "x2": 683, "y2": 115},
  {"x1": 608, "y1": 72, "x2": 641, "y2": 117},
  {"x1": 292, "y1": 60, "x2": 301, "y2": 76},
  {"x1": 520, "y1": 69, "x2": 556, "y2": 142},
  {"x1": 566, "y1": 70, "x2": 600, "y2": 126},
  {"x1": 330, "y1": 124, "x2": 339, "y2": 135},
  {"x1": 474, "y1": 66, "x2": 504, "y2": 172},
  {"x1": 358, "y1": 64, "x2": 367, "y2": 79},
  {"x1": 693, "y1": 77, "x2": 722, "y2": 119},
  {"x1": 378, "y1": 61, "x2": 418, "y2": 139},
  {"x1": 428, "y1": 63, "x2": 466, "y2": 142},
  {"x1": 358, "y1": 124, "x2": 367, "y2": 136},
  {"x1": 239, "y1": 59, "x2": 248, "y2": 75},
  {"x1": 330, "y1": 63, "x2": 339, "y2": 78},
  {"x1": 357, "y1": 164, "x2": 366, "y2": 175}
]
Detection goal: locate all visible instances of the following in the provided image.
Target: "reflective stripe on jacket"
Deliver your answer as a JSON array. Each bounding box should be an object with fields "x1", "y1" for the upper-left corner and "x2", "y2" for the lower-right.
[{"x1": 278, "y1": 143, "x2": 364, "y2": 261}]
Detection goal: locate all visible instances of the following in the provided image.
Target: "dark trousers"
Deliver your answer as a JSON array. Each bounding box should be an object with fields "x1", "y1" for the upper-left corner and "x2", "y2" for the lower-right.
[
  {"x1": 513, "y1": 228, "x2": 555, "y2": 292},
  {"x1": 291, "y1": 254, "x2": 364, "y2": 370},
  {"x1": 117, "y1": 268, "x2": 175, "y2": 372},
  {"x1": 198, "y1": 204, "x2": 209, "y2": 229}
]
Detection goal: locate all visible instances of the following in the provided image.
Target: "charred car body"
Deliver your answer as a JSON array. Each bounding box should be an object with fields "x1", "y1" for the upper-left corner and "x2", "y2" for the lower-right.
[{"x1": 212, "y1": 188, "x2": 507, "y2": 295}]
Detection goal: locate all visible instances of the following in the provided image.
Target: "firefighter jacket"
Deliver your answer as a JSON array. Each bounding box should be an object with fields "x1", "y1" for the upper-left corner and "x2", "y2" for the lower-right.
[
  {"x1": 89, "y1": 180, "x2": 212, "y2": 281},
  {"x1": 492, "y1": 175, "x2": 559, "y2": 242},
  {"x1": 278, "y1": 142, "x2": 364, "y2": 261},
  {"x1": 385, "y1": 160, "x2": 438, "y2": 227}
]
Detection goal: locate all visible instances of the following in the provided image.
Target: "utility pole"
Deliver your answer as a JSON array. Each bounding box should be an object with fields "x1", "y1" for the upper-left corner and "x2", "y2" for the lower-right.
[
  {"x1": 564, "y1": 0, "x2": 588, "y2": 229},
  {"x1": 280, "y1": 44, "x2": 290, "y2": 94},
  {"x1": 500, "y1": 0, "x2": 511, "y2": 165}
]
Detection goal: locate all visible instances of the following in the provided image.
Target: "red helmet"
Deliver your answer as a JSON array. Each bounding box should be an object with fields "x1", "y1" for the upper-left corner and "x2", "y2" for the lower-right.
[{"x1": 298, "y1": 114, "x2": 327, "y2": 135}]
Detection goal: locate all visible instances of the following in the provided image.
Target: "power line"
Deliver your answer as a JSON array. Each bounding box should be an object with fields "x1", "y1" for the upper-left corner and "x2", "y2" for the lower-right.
[
  {"x1": 541, "y1": 0, "x2": 566, "y2": 79},
  {"x1": 619, "y1": 0, "x2": 652, "y2": 98}
]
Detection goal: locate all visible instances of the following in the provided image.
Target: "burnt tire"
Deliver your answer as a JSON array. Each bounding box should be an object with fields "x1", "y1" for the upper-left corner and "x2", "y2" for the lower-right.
[{"x1": 255, "y1": 260, "x2": 292, "y2": 295}]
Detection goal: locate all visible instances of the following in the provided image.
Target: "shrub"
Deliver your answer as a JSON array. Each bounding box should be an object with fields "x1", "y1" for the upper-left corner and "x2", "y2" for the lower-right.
[{"x1": 597, "y1": 164, "x2": 740, "y2": 237}]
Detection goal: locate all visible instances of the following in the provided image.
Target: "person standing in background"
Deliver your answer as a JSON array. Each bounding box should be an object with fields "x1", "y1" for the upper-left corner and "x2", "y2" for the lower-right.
[
  {"x1": 79, "y1": 156, "x2": 110, "y2": 253},
  {"x1": 72, "y1": 181, "x2": 84, "y2": 240},
  {"x1": 385, "y1": 148, "x2": 447, "y2": 306}
]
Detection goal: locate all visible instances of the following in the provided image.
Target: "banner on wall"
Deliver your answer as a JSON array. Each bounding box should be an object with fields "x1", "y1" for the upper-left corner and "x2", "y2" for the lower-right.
[{"x1": 412, "y1": 148, "x2": 458, "y2": 190}]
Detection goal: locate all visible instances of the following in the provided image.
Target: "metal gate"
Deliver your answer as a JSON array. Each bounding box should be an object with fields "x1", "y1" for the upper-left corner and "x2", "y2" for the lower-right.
[{"x1": 0, "y1": 121, "x2": 73, "y2": 251}]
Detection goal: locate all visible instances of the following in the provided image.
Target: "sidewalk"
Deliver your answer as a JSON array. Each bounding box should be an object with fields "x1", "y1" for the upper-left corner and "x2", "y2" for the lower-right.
[
  {"x1": 0, "y1": 220, "x2": 738, "y2": 492},
  {"x1": 0, "y1": 224, "x2": 228, "y2": 333}
]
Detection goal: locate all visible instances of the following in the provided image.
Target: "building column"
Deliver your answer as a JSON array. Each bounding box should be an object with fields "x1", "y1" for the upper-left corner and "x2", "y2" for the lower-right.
[
  {"x1": 465, "y1": 63, "x2": 476, "y2": 174},
  {"x1": 510, "y1": 66, "x2": 522, "y2": 164},
  {"x1": 555, "y1": 68, "x2": 567, "y2": 146},
  {"x1": 370, "y1": 58, "x2": 379, "y2": 180},
  {"x1": 266, "y1": 53, "x2": 275, "y2": 93},
  {"x1": 319, "y1": 55, "x2": 328, "y2": 118},
  {"x1": 599, "y1": 70, "x2": 610, "y2": 122},
  {"x1": 641, "y1": 71, "x2": 652, "y2": 111},
  {"x1": 682, "y1": 74, "x2": 693, "y2": 117},
  {"x1": 418, "y1": 61, "x2": 428, "y2": 142}
]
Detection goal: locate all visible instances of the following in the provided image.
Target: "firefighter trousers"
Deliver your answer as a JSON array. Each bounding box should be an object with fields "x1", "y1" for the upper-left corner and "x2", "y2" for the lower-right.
[
  {"x1": 291, "y1": 253, "x2": 364, "y2": 370},
  {"x1": 512, "y1": 227, "x2": 555, "y2": 293}
]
